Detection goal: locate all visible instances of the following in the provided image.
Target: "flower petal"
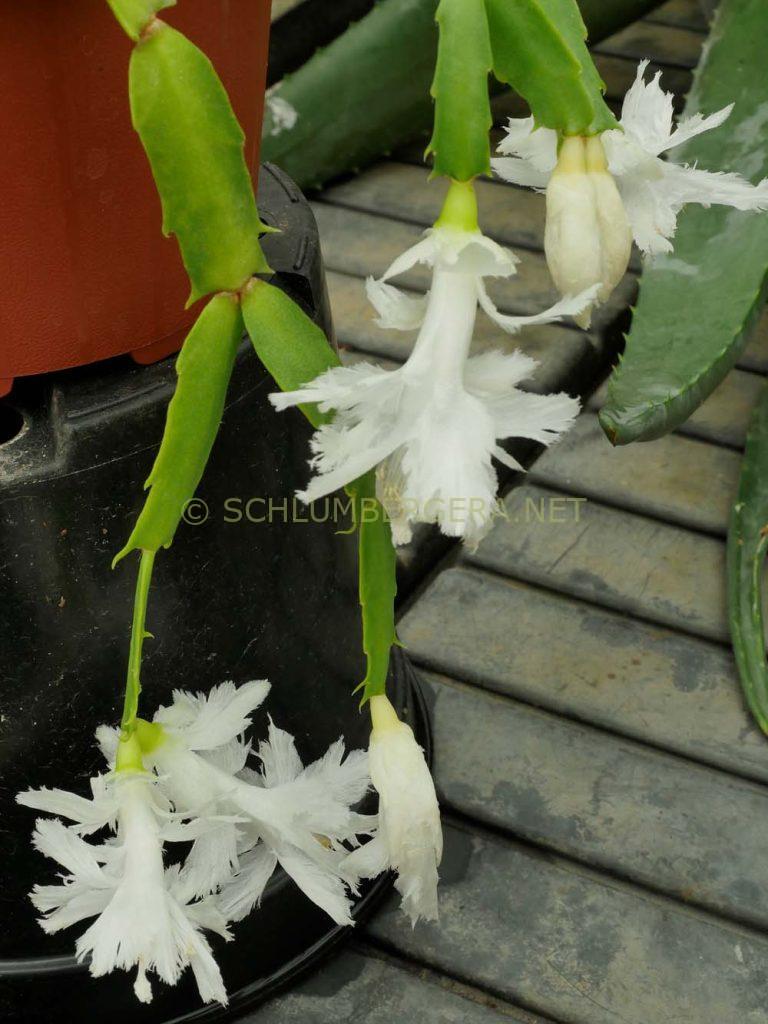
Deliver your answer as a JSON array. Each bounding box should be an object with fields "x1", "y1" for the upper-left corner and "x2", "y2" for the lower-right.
[
  {"x1": 277, "y1": 845, "x2": 354, "y2": 927},
  {"x1": 491, "y1": 156, "x2": 550, "y2": 190},
  {"x1": 666, "y1": 103, "x2": 734, "y2": 152},
  {"x1": 218, "y1": 845, "x2": 279, "y2": 922},
  {"x1": 258, "y1": 719, "x2": 305, "y2": 787},
  {"x1": 380, "y1": 233, "x2": 441, "y2": 281},
  {"x1": 477, "y1": 280, "x2": 600, "y2": 333},
  {"x1": 366, "y1": 277, "x2": 429, "y2": 330},
  {"x1": 620, "y1": 60, "x2": 675, "y2": 156},
  {"x1": 155, "y1": 680, "x2": 271, "y2": 751},
  {"x1": 496, "y1": 116, "x2": 558, "y2": 173}
]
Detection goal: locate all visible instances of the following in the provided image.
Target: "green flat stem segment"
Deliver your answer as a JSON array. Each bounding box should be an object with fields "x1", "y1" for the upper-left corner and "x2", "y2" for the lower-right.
[
  {"x1": 129, "y1": 21, "x2": 270, "y2": 304},
  {"x1": 120, "y1": 549, "x2": 156, "y2": 734},
  {"x1": 114, "y1": 293, "x2": 243, "y2": 563},
  {"x1": 106, "y1": 0, "x2": 175, "y2": 41},
  {"x1": 427, "y1": 0, "x2": 493, "y2": 181},
  {"x1": 599, "y1": 0, "x2": 768, "y2": 445},
  {"x1": 728, "y1": 381, "x2": 768, "y2": 736},
  {"x1": 486, "y1": 0, "x2": 616, "y2": 135},
  {"x1": 348, "y1": 472, "x2": 398, "y2": 704},
  {"x1": 242, "y1": 278, "x2": 340, "y2": 428},
  {"x1": 262, "y1": 0, "x2": 658, "y2": 190}
]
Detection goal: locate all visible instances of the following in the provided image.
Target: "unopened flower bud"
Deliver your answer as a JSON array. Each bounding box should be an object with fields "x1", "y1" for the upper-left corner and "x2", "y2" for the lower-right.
[{"x1": 544, "y1": 135, "x2": 633, "y2": 328}]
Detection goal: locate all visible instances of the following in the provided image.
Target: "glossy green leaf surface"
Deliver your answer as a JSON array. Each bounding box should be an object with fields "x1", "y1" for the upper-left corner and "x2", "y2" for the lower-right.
[
  {"x1": 349, "y1": 472, "x2": 398, "y2": 704},
  {"x1": 106, "y1": 0, "x2": 175, "y2": 41},
  {"x1": 262, "y1": 0, "x2": 658, "y2": 190},
  {"x1": 129, "y1": 22, "x2": 270, "y2": 305},
  {"x1": 485, "y1": 0, "x2": 616, "y2": 135},
  {"x1": 427, "y1": 0, "x2": 493, "y2": 181},
  {"x1": 600, "y1": 0, "x2": 768, "y2": 445},
  {"x1": 115, "y1": 294, "x2": 242, "y2": 563},
  {"x1": 241, "y1": 278, "x2": 340, "y2": 428},
  {"x1": 728, "y1": 380, "x2": 768, "y2": 736}
]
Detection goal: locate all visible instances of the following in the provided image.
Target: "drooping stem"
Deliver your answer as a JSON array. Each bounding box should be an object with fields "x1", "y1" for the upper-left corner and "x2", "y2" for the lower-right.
[{"x1": 120, "y1": 548, "x2": 156, "y2": 734}]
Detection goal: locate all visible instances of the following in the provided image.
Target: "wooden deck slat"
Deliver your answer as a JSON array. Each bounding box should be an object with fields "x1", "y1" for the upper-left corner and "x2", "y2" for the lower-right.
[
  {"x1": 327, "y1": 270, "x2": 601, "y2": 394},
  {"x1": 322, "y1": 164, "x2": 547, "y2": 253},
  {"x1": 527, "y1": 411, "x2": 739, "y2": 536},
  {"x1": 592, "y1": 21, "x2": 704, "y2": 68},
  {"x1": 424, "y1": 669, "x2": 768, "y2": 929},
  {"x1": 465, "y1": 482, "x2": 728, "y2": 642},
  {"x1": 312, "y1": 203, "x2": 635, "y2": 332},
  {"x1": 252, "y1": 947, "x2": 550, "y2": 1024},
  {"x1": 645, "y1": 0, "x2": 709, "y2": 31},
  {"x1": 399, "y1": 565, "x2": 768, "y2": 783},
  {"x1": 369, "y1": 823, "x2": 768, "y2": 1024}
]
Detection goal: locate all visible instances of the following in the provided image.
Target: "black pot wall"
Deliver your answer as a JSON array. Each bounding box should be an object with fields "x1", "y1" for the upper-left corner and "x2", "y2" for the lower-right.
[{"x1": 0, "y1": 164, "x2": 428, "y2": 1022}]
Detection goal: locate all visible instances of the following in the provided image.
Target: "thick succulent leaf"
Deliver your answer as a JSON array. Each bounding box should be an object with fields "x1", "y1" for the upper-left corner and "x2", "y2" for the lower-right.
[
  {"x1": 241, "y1": 278, "x2": 340, "y2": 428},
  {"x1": 262, "y1": 0, "x2": 658, "y2": 190},
  {"x1": 728, "y1": 381, "x2": 768, "y2": 736},
  {"x1": 348, "y1": 472, "x2": 398, "y2": 704},
  {"x1": 484, "y1": 0, "x2": 616, "y2": 135},
  {"x1": 600, "y1": 0, "x2": 768, "y2": 445},
  {"x1": 427, "y1": 0, "x2": 493, "y2": 181},
  {"x1": 114, "y1": 294, "x2": 242, "y2": 563},
  {"x1": 106, "y1": 0, "x2": 175, "y2": 41},
  {"x1": 129, "y1": 22, "x2": 270, "y2": 305}
]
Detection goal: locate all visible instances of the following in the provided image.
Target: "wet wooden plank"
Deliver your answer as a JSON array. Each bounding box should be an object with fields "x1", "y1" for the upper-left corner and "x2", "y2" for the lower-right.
[
  {"x1": 253, "y1": 947, "x2": 548, "y2": 1024},
  {"x1": 645, "y1": 0, "x2": 709, "y2": 30},
  {"x1": 327, "y1": 270, "x2": 602, "y2": 394},
  {"x1": 466, "y1": 483, "x2": 728, "y2": 642},
  {"x1": 593, "y1": 21, "x2": 704, "y2": 68},
  {"x1": 424, "y1": 670, "x2": 768, "y2": 929},
  {"x1": 399, "y1": 565, "x2": 768, "y2": 783},
  {"x1": 312, "y1": 203, "x2": 635, "y2": 332},
  {"x1": 528, "y1": 411, "x2": 739, "y2": 536},
  {"x1": 370, "y1": 823, "x2": 768, "y2": 1024},
  {"x1": 322, "y1": 163, "x2": 547, "y2": 253}
]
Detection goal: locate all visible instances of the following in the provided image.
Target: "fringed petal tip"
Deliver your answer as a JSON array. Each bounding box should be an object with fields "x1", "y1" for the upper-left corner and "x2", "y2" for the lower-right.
[{"x1": 365, "y1": 276, "x2": 428, "y2": 331}]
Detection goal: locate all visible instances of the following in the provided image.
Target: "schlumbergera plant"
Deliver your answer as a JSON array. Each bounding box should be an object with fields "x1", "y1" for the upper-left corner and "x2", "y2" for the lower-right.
[{"x1": 16, "y1": 0, "x2": 768, "y2": 1011}]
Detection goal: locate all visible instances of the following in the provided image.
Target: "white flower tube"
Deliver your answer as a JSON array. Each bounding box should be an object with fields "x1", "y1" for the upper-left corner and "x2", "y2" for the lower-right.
[
  {"x1": 343, "y1": 695, "x2": 442, "y2": 926},
  {"x1": 493, "y1": 60, "x2": 768, "y2": 312},
  {"x1": 270, "y1": 183, "x2": 594, "y2": 550},
  {"x1": 18, "y1": 768, "x2": 229, "y2": 1006}
]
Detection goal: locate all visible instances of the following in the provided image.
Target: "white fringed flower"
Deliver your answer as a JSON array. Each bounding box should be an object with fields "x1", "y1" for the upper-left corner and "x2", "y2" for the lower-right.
[
  {"x1": 18, "y1": 771, "x2": 229, "y2": 1006},
  {"x1": 343, "y1": 695, "x2": 442, "y2": 926},
  {"x1": 493, "y1": 60, "x2": 768, "y2": 319},
  {"x1": 270, "y1": 223, "x2": 592, "y2": 549},
  {"x1": 144, "y1": 682, "x2": 372, "y2": 927}
]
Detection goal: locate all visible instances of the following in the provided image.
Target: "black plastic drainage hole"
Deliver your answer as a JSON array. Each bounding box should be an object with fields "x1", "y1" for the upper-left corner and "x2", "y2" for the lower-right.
[{"x1": 0, "y1": 404, "x2": 25, "y2": 445}]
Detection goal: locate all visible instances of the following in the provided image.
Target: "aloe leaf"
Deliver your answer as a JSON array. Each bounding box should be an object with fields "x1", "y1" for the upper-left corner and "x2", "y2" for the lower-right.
[
  {"x1": 114, "y1": 294, "x2": 243, "y2": 564},
  {"x1": 241, "y1": 279, "x2": 340, "y2": 428},
  {"x1": 485, "y1": 0, "x2": 616, "y2": 135},
  {"x1": 728, "y1": 381, "x2": 768, "y2": 736},
  {"x1": 129, "y1": 22, "x2": 270, "y2": 305},
  {"x1": 427, "y1": 0, "x2": 493, "y2": 181},
  {"x1": 106, "y1": 0, "x2": 175, "y2": 41},
  {"x1": 599, "y1": 0, "x2": 768, "y2": 445}
]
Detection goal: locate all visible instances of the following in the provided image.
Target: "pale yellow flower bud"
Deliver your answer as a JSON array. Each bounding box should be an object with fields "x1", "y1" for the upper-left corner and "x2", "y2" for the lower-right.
[{"x1": 544, "y1": 135, "x2": 633, "y2": 328}]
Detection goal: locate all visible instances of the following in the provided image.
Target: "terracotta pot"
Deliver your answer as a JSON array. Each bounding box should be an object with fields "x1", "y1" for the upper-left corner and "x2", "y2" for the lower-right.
[{"x1": 0, "y1": 0, "x2": 271, "y2": 397}]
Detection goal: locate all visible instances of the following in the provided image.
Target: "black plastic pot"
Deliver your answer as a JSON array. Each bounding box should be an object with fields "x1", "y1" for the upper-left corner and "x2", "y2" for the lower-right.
[{"x1": 0, "y1": 165, "x2": 429, "y2": 1022}]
